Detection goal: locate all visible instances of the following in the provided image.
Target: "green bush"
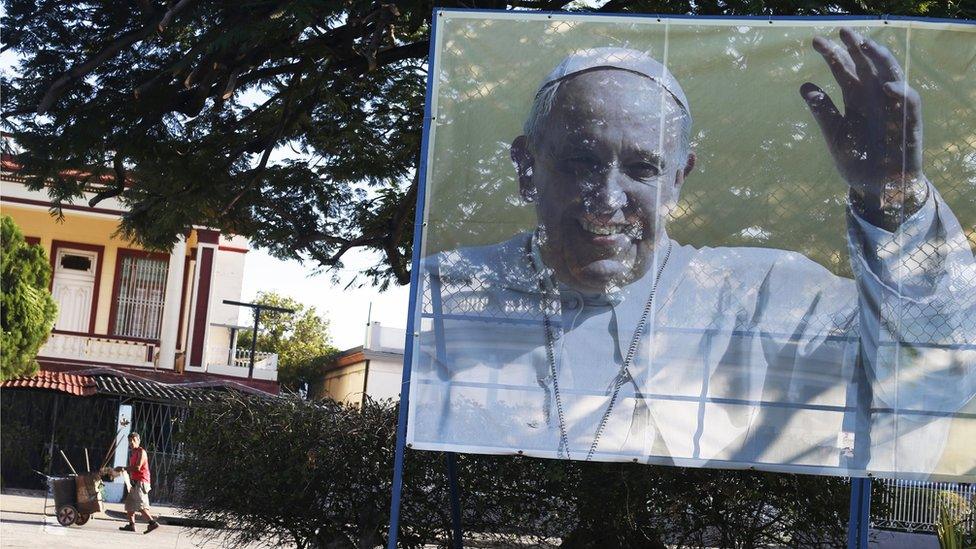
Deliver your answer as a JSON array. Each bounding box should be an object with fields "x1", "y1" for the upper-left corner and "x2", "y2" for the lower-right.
[
  {"x1": 935, "y1": 491, "x2": 976, "y2": 549},
  {"x1": 1, "y1": 216, "x2": 57, "y2": 381},
  {"x1": 179, "y1": 394, "x2": 872, "y2": 548}
]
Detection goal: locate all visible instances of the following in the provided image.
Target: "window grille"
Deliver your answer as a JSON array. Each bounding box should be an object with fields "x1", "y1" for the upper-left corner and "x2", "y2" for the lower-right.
[{"x1": 113, "y1": 255, "x2": 168, "y2": 340}]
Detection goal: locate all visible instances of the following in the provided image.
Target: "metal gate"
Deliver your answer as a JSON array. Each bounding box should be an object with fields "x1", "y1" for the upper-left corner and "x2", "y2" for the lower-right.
[
  {"x1": 128, "y1": 399, "x2": 188, "y2": 504},
  {"x1": 0, "y1": 389, "x2": 118, "y2": 489}
]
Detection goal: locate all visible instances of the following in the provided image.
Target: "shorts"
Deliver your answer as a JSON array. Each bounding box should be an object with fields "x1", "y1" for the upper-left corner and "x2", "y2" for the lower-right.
[{"x1": 124, "y1": 480, "x2": 151, "y2": 512}]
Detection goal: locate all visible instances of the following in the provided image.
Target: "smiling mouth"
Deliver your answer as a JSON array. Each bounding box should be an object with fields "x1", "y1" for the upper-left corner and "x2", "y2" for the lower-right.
[{"x1": 579, "y1": 219, "x2": 644, "y2": 239}]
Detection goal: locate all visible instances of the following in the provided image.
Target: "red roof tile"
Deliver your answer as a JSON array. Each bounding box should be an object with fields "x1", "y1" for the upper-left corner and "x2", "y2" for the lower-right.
[
  {"x1": 40, "y1": 361, "x2": 280, "y2": 397},
  {"x1": 1, "y1": 153, "x2": 136, "y2": 187},
  {"x1": 1, "y1": 370, "x2": 96, "y2": 396}
]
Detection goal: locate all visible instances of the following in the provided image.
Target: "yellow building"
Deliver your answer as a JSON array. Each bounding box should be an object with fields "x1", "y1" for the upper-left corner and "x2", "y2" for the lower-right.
[{"x1": 2, "y1": 155, "x2": 279, "y2": 393}]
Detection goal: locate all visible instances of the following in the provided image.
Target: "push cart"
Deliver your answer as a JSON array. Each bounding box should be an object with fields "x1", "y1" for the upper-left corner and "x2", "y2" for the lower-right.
[
  {"x1": 48, "y1": 471, "x2": 105, "y2": 527},
  {"x1": 43, "y1": 446, "x2": 114, "y2": 527}
]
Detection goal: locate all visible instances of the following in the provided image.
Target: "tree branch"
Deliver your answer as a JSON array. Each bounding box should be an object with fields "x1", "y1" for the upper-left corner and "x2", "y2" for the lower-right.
[
  {"x1": 38, "y1": 0, "x2": 198, "y2": 114},
  {"x1": 88, "y1": 152, "x2": 126, "y2": 206},
  {"x1": 383, "y1": 171, "x2": 419, "y2": 284},
  {"x1": 157, "y1": 0, "x2": 196, "y2": 33}
]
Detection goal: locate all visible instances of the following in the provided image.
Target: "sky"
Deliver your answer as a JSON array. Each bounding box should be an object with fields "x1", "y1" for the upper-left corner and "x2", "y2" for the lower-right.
[{"x1": 239, "y1": 248, "x2": 410, "y2": 350}]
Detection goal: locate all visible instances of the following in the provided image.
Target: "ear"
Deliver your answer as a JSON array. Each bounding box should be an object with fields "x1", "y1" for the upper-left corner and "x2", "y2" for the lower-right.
[
  {"x1": 672, "y1": 151, "x2": 695, "y2": 193},
  {"x1": 663, "y1": 151, "x2": 695, "y2": 216},
  {"x1": 683, "y1": 151, "x2": 696, "y2": 179},
  {"x1": 511, "y1": 135, "x2": 536, "y2": 202}
]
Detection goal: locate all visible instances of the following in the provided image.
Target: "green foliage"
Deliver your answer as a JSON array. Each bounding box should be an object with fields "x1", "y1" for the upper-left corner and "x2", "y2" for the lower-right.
[
  {"x1": 935, "y1": 491, "x2": 976, "y2": 549},
  {"x1": 3, "y1": 1, "x2": 971, "y2": 287},
  {"x1": 178, "y1": 394, "x2": 412, "y2": 549},
  {"x1": 179, "y1": 394, "x2": 865, "y2": 548},
  {"x1": 0, "y1": 216, "x2": 58, "y2": 380},
  {"x1": 235, "y1": 291, "x2": 337, "y2": 393}
]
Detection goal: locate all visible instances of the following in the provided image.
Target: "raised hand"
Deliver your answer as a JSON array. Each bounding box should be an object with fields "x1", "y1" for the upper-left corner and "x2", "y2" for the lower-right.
[{"x1": 800, "y1": 27, "x2": 927, "y2": 227}]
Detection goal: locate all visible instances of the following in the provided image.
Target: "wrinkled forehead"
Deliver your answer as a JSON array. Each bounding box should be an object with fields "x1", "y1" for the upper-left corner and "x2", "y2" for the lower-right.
[{"x1": 541, "y1": 70, "x2": 685, "y2": 147}]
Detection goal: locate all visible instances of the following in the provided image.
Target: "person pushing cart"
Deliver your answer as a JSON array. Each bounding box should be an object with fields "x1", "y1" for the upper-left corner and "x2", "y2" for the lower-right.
[{"x1": 115, "y1": 432, "x2": 160, "y2": 534}]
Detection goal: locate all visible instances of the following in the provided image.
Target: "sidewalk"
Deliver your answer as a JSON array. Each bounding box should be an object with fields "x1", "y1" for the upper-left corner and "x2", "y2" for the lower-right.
[{"x1": 0, "y1": 490, "x2": 278, "y2": 548}]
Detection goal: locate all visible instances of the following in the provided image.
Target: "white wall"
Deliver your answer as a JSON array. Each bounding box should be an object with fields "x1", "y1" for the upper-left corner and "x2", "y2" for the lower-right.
[
  {"x1": 366, "y1": 322, "x2": 405, "y2": 353},
  {"x1": 206, "y1": 327, "x2": 232, "y2": 363},
  {"x1": 208, "y1": 244, "x2": 247, "y2": 326},
  {"x1": 365, "y1": 357, "x2": 403, "y2": 402},
  {"x1": 1, "y1": 177, "x2": 128, "y2": 215}
]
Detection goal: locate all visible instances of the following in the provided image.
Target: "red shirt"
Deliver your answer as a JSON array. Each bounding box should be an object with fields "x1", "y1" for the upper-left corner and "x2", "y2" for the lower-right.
[{"x1": 128, "y1": 447, "x2": 151, "y2": 483}]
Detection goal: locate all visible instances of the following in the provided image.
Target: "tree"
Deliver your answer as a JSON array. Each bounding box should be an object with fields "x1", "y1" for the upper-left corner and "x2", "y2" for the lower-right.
[
  {"x1": 0, "y1": 215, "x2": 58, "y2": 380},
  {"x1": 236, "y1": 291, "x2": 337, "y2": 392},
  {"x1": 3, "y1": 1, "x2": 970, "y2": 288}
]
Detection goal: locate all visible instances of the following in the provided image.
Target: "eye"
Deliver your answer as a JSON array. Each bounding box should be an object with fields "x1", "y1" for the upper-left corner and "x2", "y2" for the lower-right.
[{"x1": 626, "y1": 162, "x2": 662, "y2": 181}]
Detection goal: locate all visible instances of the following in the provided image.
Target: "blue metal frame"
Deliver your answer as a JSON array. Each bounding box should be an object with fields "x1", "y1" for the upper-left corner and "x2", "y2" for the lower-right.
[
  {"x1": 430, "y1": 257, "x2": 465, "y2": 545},
  {"x1": 385, "y1": 8, "x2": 442, "y2": 549},
  {"x1": 432, "y1": 7, "x2": 975, "y2": 25},
  {"x1": 385, "y1": 8, "x2": 975, "y2": 547},
  {"x1": 847, "y1": 477, "x2": 872, "y2": 549}
]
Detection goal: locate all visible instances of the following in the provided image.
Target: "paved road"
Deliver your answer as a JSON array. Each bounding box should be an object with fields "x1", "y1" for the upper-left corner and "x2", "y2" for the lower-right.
[
  {"x1": 2, "y1": 491, "x2": 939, "y2": 548},
  {"x1": 0, "y1": 492, "x2": 278, "y2": 548}
]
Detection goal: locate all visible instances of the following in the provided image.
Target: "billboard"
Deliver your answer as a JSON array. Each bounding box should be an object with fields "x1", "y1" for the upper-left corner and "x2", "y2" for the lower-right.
[{"x1": 406, "y1": 11, "x2": 976, "y2": 481}]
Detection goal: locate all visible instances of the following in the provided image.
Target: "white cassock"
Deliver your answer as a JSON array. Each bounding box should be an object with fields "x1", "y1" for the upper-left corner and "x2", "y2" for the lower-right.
[{"x1": 407, "y1": 185, "x2": 976, "y2": 480}]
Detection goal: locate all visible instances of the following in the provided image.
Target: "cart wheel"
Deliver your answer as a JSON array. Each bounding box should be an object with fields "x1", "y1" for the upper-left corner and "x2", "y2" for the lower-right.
[
  {"x1": 56, "y1": 505, "x2": 78, "y2": 527},
  {"x1": 74, "y1": 513, "x2": 90, "y2": 526}
]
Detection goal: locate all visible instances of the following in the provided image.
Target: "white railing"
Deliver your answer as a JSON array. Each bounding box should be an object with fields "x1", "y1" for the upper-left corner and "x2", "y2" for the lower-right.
[
  {"x1": 207, "y1": 347, "x2": 278, "y2": 369},
  {"x1": 39, "y1": 331, "x2": 155, "y2": 368},
  {"x1": 205, "y1": 346, "x2": 278, "y2": 381},
  {"x1": 875, "y1": 479, "x2": 976, "y2": 533}
]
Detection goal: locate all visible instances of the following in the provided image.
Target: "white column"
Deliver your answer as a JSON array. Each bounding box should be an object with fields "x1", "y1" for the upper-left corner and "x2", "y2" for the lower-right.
[
  {"x1": 228, "y1": 328, "x2": 238, "y2": 366},
  {"x1": 103, "y1": 404, "x2": 133, "y2": 503},
  {"x1": 157, "y1": 236, "x2": 186, "y2": 370}
]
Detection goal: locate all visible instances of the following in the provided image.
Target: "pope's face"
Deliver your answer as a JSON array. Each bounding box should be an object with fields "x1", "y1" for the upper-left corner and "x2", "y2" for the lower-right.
[{"x1": 514, "y1": 70, "x2": 690, "y2": 294}]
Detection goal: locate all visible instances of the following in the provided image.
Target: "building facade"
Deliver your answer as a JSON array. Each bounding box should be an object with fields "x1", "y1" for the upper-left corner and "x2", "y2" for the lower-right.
[
  {"x1": 1, "y1": 155, "x2": 278, "y2": 392},
  {"x1": 317, "y1": 322, "x2": 405, "y2": 406}
]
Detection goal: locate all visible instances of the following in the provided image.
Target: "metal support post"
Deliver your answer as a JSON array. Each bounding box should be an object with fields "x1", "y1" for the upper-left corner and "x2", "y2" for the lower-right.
[
  {"x1": 222, "y1": 299, "x2": 295, "y2": 379},
  {"x1": 447, "y1": 452, "x2": 463, "y2": 548},
  {"x1": 386, "y1": 7, "x2": 440, "y2": 547},
  {"x1": 248, "y1": 308, "x2": 259, "y2": 378},
  {"x1": 847, "y1": 477, "x2": 872, "y2": 549}
]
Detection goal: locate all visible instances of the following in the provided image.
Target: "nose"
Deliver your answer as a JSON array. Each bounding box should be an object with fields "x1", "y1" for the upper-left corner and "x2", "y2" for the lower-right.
[{"x1": 580, "y1": 165, "x2": 627, "y2": 216}]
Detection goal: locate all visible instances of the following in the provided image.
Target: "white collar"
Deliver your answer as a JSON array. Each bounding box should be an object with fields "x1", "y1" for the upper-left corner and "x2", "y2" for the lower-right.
[{"x1": 529, "y1": 227, "x2": 674, "y2": 307}]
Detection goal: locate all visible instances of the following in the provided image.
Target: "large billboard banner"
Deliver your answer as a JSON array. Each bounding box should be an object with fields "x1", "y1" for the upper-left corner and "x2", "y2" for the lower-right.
[{"x1": 406, "y1": 11, "x2": 976, "y2": 481}]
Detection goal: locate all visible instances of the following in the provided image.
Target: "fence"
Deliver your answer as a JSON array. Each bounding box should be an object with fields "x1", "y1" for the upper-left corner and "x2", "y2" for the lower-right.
[
  {"x1": 875, "y1": 479, "x2": 976, "y2": 533},
  {"x1": 0, "y1": 387, "x2": 193, "y2": 504},
  {"x1": 129, "y1": 399, "x2": 190, "y2": 504},
  {"x1": 0, "y1": 389, "x2": 118, "y2": 490}
]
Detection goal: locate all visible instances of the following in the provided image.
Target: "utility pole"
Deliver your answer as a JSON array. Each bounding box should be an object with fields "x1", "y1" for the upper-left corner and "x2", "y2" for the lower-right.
[{"x1": 223, "y1": 299, "x2": 295, "y2": 378}]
